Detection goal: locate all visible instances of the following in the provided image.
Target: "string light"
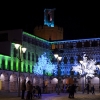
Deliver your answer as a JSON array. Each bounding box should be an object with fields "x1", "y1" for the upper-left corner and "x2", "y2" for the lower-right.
[{"x1": 33, "y1": 52, "x2": 57, "y2": 75}]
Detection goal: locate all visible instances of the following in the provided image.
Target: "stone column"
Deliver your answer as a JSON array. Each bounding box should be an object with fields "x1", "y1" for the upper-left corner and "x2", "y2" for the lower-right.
[{"x1": 7, "y1": 73, "x2": 10, "y2": 92}]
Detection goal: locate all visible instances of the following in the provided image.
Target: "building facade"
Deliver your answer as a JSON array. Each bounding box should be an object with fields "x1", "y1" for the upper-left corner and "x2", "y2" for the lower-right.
[
  {"x1": 0, "y1": 29, "x2": 100, "y2": 92},
  {"x1": 51, "y1": 38, "x2": 100, "y2": 91},
  {"x1": 0, "y1": 30, "x2": 51, "y2": 92}
]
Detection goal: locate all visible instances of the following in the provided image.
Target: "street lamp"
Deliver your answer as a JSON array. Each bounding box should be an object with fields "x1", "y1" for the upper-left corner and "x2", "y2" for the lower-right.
[
  {"x1": 54, "y1": 53, "x2": 62, "y2": 95},
  {"x1": 14, "y1": 43, "x2": 27, "y2": 97},
  {"x1": 43, "y1": 69, "x2": 45, "y2": 93}
]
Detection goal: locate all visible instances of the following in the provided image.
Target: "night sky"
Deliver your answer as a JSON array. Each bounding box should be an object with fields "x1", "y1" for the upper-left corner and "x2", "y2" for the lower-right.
[{"x1": 0, "y1": 2, "x2": 100, "y2": 40}]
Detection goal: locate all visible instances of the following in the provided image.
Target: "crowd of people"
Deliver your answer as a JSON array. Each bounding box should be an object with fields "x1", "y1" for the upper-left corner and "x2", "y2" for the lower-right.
[
  {"x1": 64, "y1": 83, "x2": 95, "y2": 98},
  {"x1": 21, "y1": 79, "x2": 42, "y2": 100},
  {"x1": 83, "y1": 83, "x2": 95, "y2": 94},
  {"x1": 67, "y1": 84, "x2": 76, "y2": 98},
  {"x1": 21, "y1": 79, "x2": 95, "y2": 100}
]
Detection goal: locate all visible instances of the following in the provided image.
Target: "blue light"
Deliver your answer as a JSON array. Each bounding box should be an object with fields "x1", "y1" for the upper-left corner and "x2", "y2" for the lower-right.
[
  {"x1": 44, "y1": 21, "x2": 54, "y2": 27},
  {"x1": 33, "y1": 52, "x2": 57, "y2": 75},
  {"x1": 44, "y1": 9, "x2": 55, "y2": 27}
]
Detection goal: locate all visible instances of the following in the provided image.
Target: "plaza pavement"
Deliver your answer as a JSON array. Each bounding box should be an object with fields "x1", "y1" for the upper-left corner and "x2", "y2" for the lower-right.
[{"x1": 0, "y1": 91, "x2": 100, "y2": 100}]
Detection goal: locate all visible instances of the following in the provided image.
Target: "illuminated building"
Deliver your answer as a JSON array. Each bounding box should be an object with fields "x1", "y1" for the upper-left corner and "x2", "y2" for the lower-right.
[
  {"x1": 50, "y1": 38, "x2": 100, "y2": 91},
  {"x1": 0, "y1": 29, "x2": 51, "y2": 92},
  {"x1": 0, "y1": 8, "x2": 100, "y2": 92},
  {"x1": 0, "y1": 29, "x2": 100, "y2": 93}
]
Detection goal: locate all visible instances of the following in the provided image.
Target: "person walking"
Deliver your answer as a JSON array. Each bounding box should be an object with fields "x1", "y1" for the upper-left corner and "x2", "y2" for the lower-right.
[
  {"x1": 68, "y1": 84, "x2": 72, "y2": 98},
  {"x1": 26, "y1": 80, "x2": 32, "y2": 100},
  {"x1": 21, "y1": 79, "x2": 26, "y2": 99},
  {"x1": 91, "y1": 85, "x2": 95, "y2": 94},
  {"x1": 86, "y1": 83, "x2": 89, "y2": 94},
  {"x1": 37, "y1": 85, "x2": 42, "y2": 98},
  {"x1": 71, "y1": 84, "x2": 76, "y2": 98},
  {"x1": 30, "y1": 82, "x2": 33, "y2": 100}
]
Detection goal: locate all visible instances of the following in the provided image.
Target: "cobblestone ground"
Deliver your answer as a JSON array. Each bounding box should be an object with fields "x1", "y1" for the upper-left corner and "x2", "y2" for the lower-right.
[
  {"x1": 0, "y1": 92, "x2": 100, "y2": 100},
  {"x1": 51, "y1": 93, "x2": 100, "y2": 100}
]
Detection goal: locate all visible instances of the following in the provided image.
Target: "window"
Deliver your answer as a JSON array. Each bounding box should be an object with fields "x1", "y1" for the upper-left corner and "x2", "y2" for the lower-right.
[
  {"x1": 23, "y1": 64, "x2": 26, "y2": 72},
  {"x1": 28, "y1": 52, "x2": 30, "y2": 60},
  {"x1": 8, "y1": 60, "x2": 11, "y2": 70},
  {"x1": 2, "y1": 59, "x2": 5, "y2": 69},
  {"x1": 70, "y1": 57, "x2": 74, "y2": 64},
  {"x1": 28, "y1": 65, "x2": 30, "y2": 73},
  {"x1": 69, "y1": 44, "x2": 73, "y2": 49},
  {"x1": 28, "y1": 38, "x2": 31, "y2": 43},
  {"x1": 76, "y1": 42, "x2": 82, "y2": 48},
  {"x1": 84, "y1": 41, "x2": 90, "y2": 47},
  {"x1": 32, "y1": 53, "x2": 34, "y2": 61},
  {"x1": 32, "y1": 39, "x2": 35, "y2": 44},
  {"x1": 64, "y1": 57, "x2": 67, "y2": 64},
  {"x1": 91, "y1": 41, "x2": 98, "y2": 47},
  {"x1": 36, "y1": 54, "x2": 38, "y2": 62},
  {"x1": 23, "y1": 36, "x2": 27, "y2": 42},
  {"x1": 13, "y1": 61, "x2": 16, "y2": 71},
  {"x1": 23, "y1": 52, "x2": 26, "y2": 59}
]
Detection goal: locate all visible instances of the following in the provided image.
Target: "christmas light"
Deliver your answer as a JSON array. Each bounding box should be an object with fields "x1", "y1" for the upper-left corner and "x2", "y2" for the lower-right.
[{"x1": 33, "y1": 52, "x2": 57, "y2": 75}]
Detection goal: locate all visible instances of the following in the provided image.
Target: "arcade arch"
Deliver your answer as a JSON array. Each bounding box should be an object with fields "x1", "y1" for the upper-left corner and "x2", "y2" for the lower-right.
[
  {"x1": 0, "y1": 73, "x2": 9, "y2": 91},
  {"x1": 9, "y1": 74, "x2": 17, "y2": 92}
]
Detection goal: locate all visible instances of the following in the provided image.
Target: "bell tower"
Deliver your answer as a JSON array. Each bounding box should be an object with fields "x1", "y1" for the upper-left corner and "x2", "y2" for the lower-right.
[
  {"x1": 34, "y1": 8, "x2": 63, "y2": 41},
  {"x1": 44, "y1": 8, "x2": 55, "y2": 27}
]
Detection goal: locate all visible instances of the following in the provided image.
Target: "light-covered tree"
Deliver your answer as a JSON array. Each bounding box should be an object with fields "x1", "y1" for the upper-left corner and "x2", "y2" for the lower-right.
[
  {"x1": 33, "y1": 52, "x2": 57, "y2": 76},
  {"x1": 72, "y1": 53, "x2": 97, "y2": 78}
]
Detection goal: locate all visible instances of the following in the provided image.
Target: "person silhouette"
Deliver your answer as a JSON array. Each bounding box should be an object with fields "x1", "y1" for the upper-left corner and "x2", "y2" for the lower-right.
[
  {"x1": 21, "y1": 79, "x2": 26, "y2": 99},
  {"x1": 91, "y1": 85, "x2": 95, "y2": 94}
]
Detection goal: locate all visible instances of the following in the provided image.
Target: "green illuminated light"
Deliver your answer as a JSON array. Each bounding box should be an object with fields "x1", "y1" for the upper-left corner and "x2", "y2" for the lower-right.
[
  {"x1": 0, "y1": 54, "x2": 11, "y2": 58},
  {"x1": 0, "y1": 54, "x2": 11, "y2": 69},
  {"x1": 23, "y1": 32, "x2": 50, "y2": 43},
  {"x1": 11, "y1": 59, "x2": 13, "y2": 70}
]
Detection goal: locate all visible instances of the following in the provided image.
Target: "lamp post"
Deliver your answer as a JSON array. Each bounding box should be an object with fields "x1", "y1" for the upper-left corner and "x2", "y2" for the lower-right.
[
  {"x1": 14, "y1": 44, "x2": 27, "y2": 97},
  {"x1": 43, "y1": 69, "x2": 45, "y2": 93},
  {"x1": 54, "y1": 54, "x2": 62, "y2": 95}
]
